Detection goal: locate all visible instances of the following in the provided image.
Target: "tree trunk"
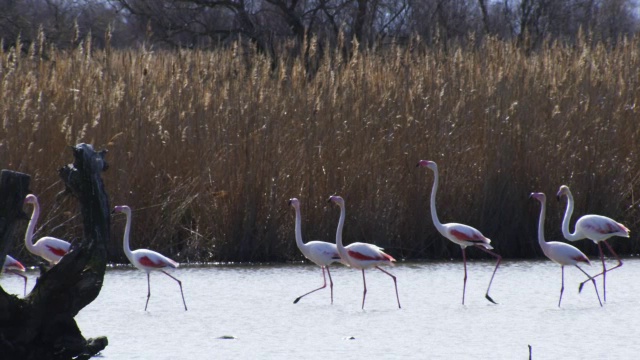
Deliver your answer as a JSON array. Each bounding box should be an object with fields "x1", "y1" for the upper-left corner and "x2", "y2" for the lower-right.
[
  {"x1": 0, "y1": 170, "x2": 31, "y2": 269},
  {"x1": 0, "y1": 143, "x2": 110, "y2": 360}
]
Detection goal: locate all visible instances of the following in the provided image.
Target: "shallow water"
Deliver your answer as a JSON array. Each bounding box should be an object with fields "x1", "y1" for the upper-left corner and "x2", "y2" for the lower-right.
[{"x1": 3, "y1": 258, "x2": 639, "y2": 359}]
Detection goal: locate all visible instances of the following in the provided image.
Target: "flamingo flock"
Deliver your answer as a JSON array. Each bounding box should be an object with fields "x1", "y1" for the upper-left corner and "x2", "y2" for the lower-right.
[{"x1": 1, "y1": 160, "x2": 632, "y2": 311}]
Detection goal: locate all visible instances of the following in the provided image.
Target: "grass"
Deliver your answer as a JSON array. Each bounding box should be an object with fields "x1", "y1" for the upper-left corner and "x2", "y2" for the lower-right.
[{"x1": 1, "y1": 34, "x2": 639, "y2": 264}]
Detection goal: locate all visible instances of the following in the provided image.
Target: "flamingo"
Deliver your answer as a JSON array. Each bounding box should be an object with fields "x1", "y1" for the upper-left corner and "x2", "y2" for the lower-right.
[
  {"x1": 417, "y1": 160, "x2": 501, "y2": 305},
  {"x1": 3, "y1": 255, "x2": 27, "y2": 296},
  {"x1": 530, "y1": 192, "x2": 602, "y2": 307},
  {"x1": 557, "y1": 185, "x2": 630, "y2": 301},
  {"x1": 328, "y1": 195, "x2": 401, "y2": 309},
  {"x1": 113, "y1": 205, "x2": 187, "y2": 311},
  {"x1": 289, "y1": 198, "x2": 346, "y2": 304},
  {"x1": 24, "y1": 194, "x2": 71, "y2": 265}
]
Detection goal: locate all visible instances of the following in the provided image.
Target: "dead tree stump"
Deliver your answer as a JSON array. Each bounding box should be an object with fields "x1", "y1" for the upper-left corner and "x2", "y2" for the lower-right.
[{"x1": 0, "y1": 143, "x2": 110, "y2": 360}]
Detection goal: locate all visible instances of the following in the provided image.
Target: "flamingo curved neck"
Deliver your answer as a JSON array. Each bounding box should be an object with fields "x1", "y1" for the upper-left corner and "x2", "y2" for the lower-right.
[
  {"x1": 537, "y1": 199, "x2": 549, "y2": 252},
  {"x1": 428, "y1": 167, "x2": 446, "y2": 234},
  {"x1": 335, "y1": 205, "x2": 348, "y2": 261},
  {"x1": 122, "y1": 210, "x2": 135, "y2": 263},
  {"x1": 24, "y1": 201, "x2": 40, "y2": 253},
  {"x1": 293, "y1": 207, "x2": 307, "y2": 252},
  {"x1": 560, "y1": 192, "x2": 582, "y2": 240}
]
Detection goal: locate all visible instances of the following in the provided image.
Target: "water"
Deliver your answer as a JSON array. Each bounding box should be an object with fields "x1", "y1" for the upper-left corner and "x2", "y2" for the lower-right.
[{"x1": 3, "y1": 258, "x2": 639, "y2": 359}]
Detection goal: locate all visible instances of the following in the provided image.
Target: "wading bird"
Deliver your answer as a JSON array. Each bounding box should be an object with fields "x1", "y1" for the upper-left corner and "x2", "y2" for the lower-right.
[
  {"x1": 328, "y1": 195, "x2": 401, "y2": 310},
  {"x1": 24, "y1": 194, "x2": 70, "y2": 265},
  {"x1": 289, "y1": 198, "x2": 346, "y2": 304},
  {"x1": 530, "y1": 192, "x2": 602, "y2": 307},
  {"x1": 557, "y1": 185, "x2": 630, "y2": 301},
  {"x1": 3, "y1": 255, "x2": 27, "y2": 296},
  {"x1": 113, "y1": 205, "x2": 187, "y2": 311},
  {"x1": 417, "y1": 160, "x2": 501, "y2": 305}
]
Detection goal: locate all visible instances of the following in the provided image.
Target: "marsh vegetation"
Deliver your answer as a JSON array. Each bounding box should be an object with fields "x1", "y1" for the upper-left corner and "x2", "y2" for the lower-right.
[{"x1": 1, "y1": 34, "x2": 639, "y2": 263}]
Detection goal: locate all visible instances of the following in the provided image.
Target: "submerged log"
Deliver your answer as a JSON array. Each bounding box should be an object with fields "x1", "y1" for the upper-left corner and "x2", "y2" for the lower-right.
[{"x1": 0, "y1": 144, "x2": 110, "y2": 359}]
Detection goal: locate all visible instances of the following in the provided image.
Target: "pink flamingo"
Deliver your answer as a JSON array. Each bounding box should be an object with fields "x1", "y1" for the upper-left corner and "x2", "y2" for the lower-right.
[
  {"x1": 531, "y1": 192, "x2": 602, "y2": 307},
  {"x1": 328, "y1": 195, "x2": 401, "y2": 309},
  {"x1": 557, "y1": 185, "x2": 630, "y2": 301},
  {"x1": 289, "y1": 198, "x2": 346, "y2": 304},
  {"x1": 3, "y1": 255, "x2": 27, "y2": 296},
  {"x1": 114, "y1": 205, "x2": 187, "y2": 311},
  {"x1": 24, "y1": 194, "x2": 71, "y2": 265},
  {"x1": 418, "y1": 160, "x2": 501, "y2": 305}
]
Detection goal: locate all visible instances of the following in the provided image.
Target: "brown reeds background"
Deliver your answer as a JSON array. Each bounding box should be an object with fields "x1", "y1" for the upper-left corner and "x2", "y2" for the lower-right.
[{"x1": 1, "y1": 34, "x2": 639, "y2": 264}]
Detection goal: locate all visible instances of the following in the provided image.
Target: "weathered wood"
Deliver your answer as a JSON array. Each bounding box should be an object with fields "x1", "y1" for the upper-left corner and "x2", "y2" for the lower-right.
[
  {"x1": 0, "y1": 170, "x2": 31, "y2": 269},
  {"x1": 0, "y1": 144, "x2": 110, "y2": 359}
]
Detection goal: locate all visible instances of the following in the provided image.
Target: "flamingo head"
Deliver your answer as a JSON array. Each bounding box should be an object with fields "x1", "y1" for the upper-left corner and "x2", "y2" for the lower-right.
[
  {"x1": 288, "y1": 198, "x2": 300, "y2": 208},
  {"x1": 113, "y1": 205, "x2": 131, "y2": 214},
  {"x1": 328, "y1": 195, "x2": 344, "y2": 206},
  {"x1": 24, "y1": 194, "x2": 38, "y2": 205},
  {"x1": 556, "y1": 185, "x2": 571, "y2": 200},
  {"x1": 530, "y1": 192, "x2": 546, "y2": 203},
  {"x1": 416, "y1": 160, "x2": 437, "y2": 171}
]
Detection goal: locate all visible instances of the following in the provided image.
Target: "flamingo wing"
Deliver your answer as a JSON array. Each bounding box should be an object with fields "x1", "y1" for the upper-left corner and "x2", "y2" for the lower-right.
[
  {"x1": 133, "y1": 249, "x2": 178, "y2": 269},
  {"x1": 37, "y1": 237, "x2": 71, "y2": 255},
  {"x1": 4, "y1": 255, "x2": 25, "y2": 271},
  {"x1": 446, "y1": 223, "x2": 492, "y2": 247},
  {"x1": 305, "y1": 241, "x2": 344, "y2": 265},
  {"x1": 577, "y1": 215, "x2": 630, "y2": 240},
  {"x1": 546, "y1": 241, "x2": 590, "y2": 266},
  {"x1": 32, "y1": 236, "x2": 70, "y2": 263},
  {"x1": 346, "y1": 243, "x2": 395, "y2": 262}
]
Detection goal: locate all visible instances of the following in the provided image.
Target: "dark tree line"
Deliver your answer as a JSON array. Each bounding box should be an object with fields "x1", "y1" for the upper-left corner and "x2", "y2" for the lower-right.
[{"x1": 1, "y1": 0, "x2": 638, "y2": 51}]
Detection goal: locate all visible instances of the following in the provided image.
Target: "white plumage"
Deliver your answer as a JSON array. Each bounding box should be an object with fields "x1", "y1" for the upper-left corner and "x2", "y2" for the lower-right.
[
  {"x1": 329, "y1": 195, "x2": 401, "y2": 310},
  {"x1": 418, "y1": 159, "x2": 501, "y2": 305},
  {"x1": 289, "y1": 198, "x2": 345, "y2": 304},
  {"x1": 24, "y1": 194, "x2": 71, "y2": 266},
  {"x1": 531, "y1": 192, "x2": 602, "y2": 307},
  {"x1": 557, "y1": 184, "x2": 630, "y2": 301},
  {"x1": 114, "y1": 205, "x2": 187, "y2": 311},
  {"x1": 3, "y1": 255, "x2": 27, "y2": 296}
]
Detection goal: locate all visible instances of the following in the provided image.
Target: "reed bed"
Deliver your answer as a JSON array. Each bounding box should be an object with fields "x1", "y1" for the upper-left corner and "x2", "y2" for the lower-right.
[{"x1": 1, "y1": 35, "x2": 639, "y2": 263}]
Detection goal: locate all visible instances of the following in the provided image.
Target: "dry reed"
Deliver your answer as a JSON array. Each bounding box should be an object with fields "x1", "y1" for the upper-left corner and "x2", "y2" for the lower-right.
[{"x1": 1, "y1": 34, "x2": 639, "y2": 263}]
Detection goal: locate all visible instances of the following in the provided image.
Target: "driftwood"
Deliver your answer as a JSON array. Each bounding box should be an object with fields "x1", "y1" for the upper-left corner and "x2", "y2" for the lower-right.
[
  {"x1": 0, "y1": 144, "x2": 110, "y2": 360},
  {"x1": 0, "y1": 170, "x2": 31, "y2": 269}
]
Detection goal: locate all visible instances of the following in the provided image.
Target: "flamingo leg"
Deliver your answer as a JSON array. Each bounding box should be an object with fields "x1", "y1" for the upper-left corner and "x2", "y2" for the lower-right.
[
  {"x1": 9, "y1": 270, "x2": 28, "y2": 297},
  {"x1": 293, "y1": 266, "x2": 329, "y2": 304},
  {"x1": 375, "y1": 266, "x2": 401, "y2": 309},
  {"x1": 574, "y1": 265, "x2": 602, "y2": 307},
  {"x1": 578, "y1": 240, "x2": 623, "y2": 296},
  {"x1": 461, "y1": 247, "x2": 468, "y2": 305},
  {"x1": 361, "y1": 269, "x2": 368, "y2": 310},
  {"x1": 603, "y1": 240, "x2": 623, "y2": 272},
  {"x1": 598, "y1": 242, "x2": 607, "y2": 302},
  {"x1": 327, "y1": 266, "x2": 334, "y2": 304},
  {"x1": 145, "y1": 272, "x2": 152, "y2": 311},
  {"x1": 475, "y1": 245, "x2": 502, "y2": 304},
  {"x1": 161, "y1": 270, "x2": 188, "y2": 311},
  {"x1": 558, "y1": 266, "x2": 565, "y2": 308}
]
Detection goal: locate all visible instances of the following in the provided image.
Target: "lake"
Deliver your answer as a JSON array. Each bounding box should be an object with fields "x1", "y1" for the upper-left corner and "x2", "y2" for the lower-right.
[{"x1": 2, "y1": 258, "x2": 639, "y2": 359}]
